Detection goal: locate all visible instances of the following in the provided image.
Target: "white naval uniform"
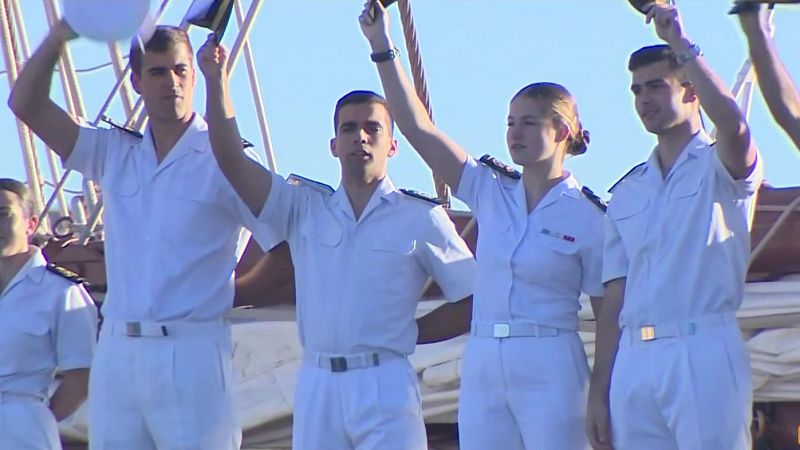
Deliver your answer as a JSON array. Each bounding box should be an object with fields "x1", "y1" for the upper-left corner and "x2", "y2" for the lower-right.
[
  {"x1": 0, "y1": 248, "x2": 97, "y2": 450},
  {"x1": 65, "y1": 115, "x2": 274, "y2": 450},
  {"x1": 603, "y1": 131, "x2": 764, "y2": 450},
  {"x1": 258, "y1": 173, "x2": 475, "y2": 450},
  {"x1": 455, "y1": 156, "x2": 605, "y2": 450}
]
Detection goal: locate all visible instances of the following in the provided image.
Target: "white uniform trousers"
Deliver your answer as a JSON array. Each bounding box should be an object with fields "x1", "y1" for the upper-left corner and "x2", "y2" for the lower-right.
[
  {"x1": 0, "y1": 394, "x2": 61, "y2": 450},
  {"x1": 88, "y1": 320, "x2": 241, "y2": 450},
  {"x1": 292, "y1": 354, "x2": 426, "y2": 450},
  {"x1": 458, "y1": 331, "x2": 591, "y2": 450},
  {"x1": 610, "y1": 318, "x2": 752, "y2": 450}
]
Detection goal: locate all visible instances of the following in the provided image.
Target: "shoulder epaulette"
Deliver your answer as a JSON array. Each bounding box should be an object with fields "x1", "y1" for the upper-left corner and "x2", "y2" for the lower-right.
[
  {"x1": 608, "y1": 162, "x2": 646, "y2": 193},
  {"x1": 399, "y1": 189, "x2": 445, "y2": 205},
  {"x1": 581, "y1": 186, "x2": 607, "y2": 213},
  {"x1": 241, "y1": 137, "x2": 255, "y2": 149},
  {"x1": 101, "y1": 116, "x2": 143, "y2": 139},
  {"x1": 287, "y1": 174, "x2": 334, "y2": 195},
  {"x1": 46, "y1": 263, "x2": 86, "y2": 285},
  {"x1": 479, "y1": 154, "x2": 521, "y2": 180}
]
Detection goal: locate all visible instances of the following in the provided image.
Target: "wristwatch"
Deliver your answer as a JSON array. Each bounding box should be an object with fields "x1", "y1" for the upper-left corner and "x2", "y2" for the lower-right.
[
  {"x1": 371, "y1": 46, "x2": 400, "y2": 63},
  {"x1": 675, "y1": 42, "x2": 703, "y2": 65}
]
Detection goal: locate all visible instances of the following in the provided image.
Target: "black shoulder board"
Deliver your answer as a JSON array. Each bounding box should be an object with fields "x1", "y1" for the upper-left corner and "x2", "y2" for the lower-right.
[
  {"x1": 581, "y1": 186, "x2": 607, "y2": 213},
  {"x1": 479, "y1": 154, "x2": 521, "y2": 180},
  {"x1": 287, "y1": 174, "x2": 334, "y2": 195},
  {"x1": 608, "y1": 162, "x2": 646, "y2": 193},
  {"x1": 399, "y1": 189, "x2": 445, "y2": 205},
  {"x1": 241, "y1": 137, "x2": 255, "y2": 149},
  {"x1": 101, "y1": 116, "x2": 143, "y2": 139},
  {"x1": 46, "y1": 263, "x2": 86, "y2": 285}
]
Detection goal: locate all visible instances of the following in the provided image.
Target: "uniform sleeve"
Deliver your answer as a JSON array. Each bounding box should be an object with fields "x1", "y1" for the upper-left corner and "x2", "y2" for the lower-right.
[
  {"x1": 225, "y1": 147, "x2": 285, "y2": 252},
  {"x1": 416, "y1": 206, "x2": 476, "y2": 302},
  {"x1": 454, "y1": 156, "x2": 486, "y2": 213},
  {"x1": 711, "y1": 148, "x2": 764, "y2": 199},
  {"x1": 257, "y1": 172, "x2": 303, "y2": 244},
  {"x1": 55, "y1": 284, "x2": 97, "y2": 371},
  {"x1": 601, "y1": 214, "x2": 628, "y2": 285},
  {"x1": 580, "y1": 210, "x2": 606, "y2": 297},
  {"x1": 62, "y1": 123, "x2": 115, "y2": 181}
]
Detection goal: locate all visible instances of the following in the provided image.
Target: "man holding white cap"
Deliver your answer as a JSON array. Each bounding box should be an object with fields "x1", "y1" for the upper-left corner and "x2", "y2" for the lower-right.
[{"x1": 8, "y1": 14, "x2": 272, "y2": 450}]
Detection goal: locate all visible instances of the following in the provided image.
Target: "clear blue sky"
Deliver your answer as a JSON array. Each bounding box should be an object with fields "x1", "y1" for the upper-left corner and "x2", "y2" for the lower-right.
[{"x1": 1, "y1": 0, "x2": 798, "y2": 210}]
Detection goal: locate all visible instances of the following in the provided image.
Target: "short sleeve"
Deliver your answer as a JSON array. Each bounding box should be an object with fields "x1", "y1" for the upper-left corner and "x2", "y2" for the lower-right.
[
  {"x1": 416, "y1": 206, "x2": 476, "y2": 302},
  {"x1": 454, "y1": 156, "x2": 485, "y2": 213},
  {"x1": 63, "y1": 124, "x2": 115, "y2": 181},
  {"x1": 257, "y1": 172, "x2": 304, "y2": 244},
  {"x1": 55, "y1": 285, "x2": 97, "y2": 371},
  {"x1": 601, "y1": 215, "x2": 628, "y2": 285},
  {"x1": 711, "y1": 148, "x2": 764, "y2": 199}
]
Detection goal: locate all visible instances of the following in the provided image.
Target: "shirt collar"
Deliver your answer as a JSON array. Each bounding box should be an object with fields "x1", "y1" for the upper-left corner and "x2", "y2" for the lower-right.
[
  {"x1": 643, "y1": 130, "x2": 713, "y2": 179},
  {"x1": 141, "y1": 113, "x2": 209, "y2": 155},
  {"x1": 534, "y1": 171, "x2": 582, "y2": 211},
  {"x1": 331, "y1": 176, "x2": 399, "y2": 219},
  {"x1": 1, "y1": 247, "x2": 47, "y2": 297}
]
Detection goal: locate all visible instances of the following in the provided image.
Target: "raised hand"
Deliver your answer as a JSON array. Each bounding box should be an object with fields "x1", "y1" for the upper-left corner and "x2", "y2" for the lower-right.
[
  {"x1": 197, "y1": 33, "x2": 228, "y2": 80},
  {"x1": 642, "y1": 2, "x2": 691, "y2": 47},
  {"x1": 359, "y1": 0, "x2": 391, "y2": 48},
  {"x1": 51, "y1": 19, "x2": 79, "y2": 43},
  {"x1": 737, "y1": 3, "x2": 772, "y2": 37}
]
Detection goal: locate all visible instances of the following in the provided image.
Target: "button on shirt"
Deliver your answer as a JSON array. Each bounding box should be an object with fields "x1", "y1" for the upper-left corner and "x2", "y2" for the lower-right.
[
  {"x1": 0, "y1": 248, "x2": 97, "y2": 400},
  {"x1": 65, "y1": 115, "x2": 274, "y2": 322},
  {"x1": 602, "y1": 131, "x2": 764, "y2": 328},
  {"x1": 258, "y1": 174, "x2": 476, "y2": 356},
  {"x1": 456, "y1": 157, "x2": 605, "y2": 331}
]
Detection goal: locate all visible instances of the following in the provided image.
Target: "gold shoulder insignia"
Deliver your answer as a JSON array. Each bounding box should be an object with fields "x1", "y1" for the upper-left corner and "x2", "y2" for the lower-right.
[
  {"x1": 287, "y1": 174, "x2": 335, "y2": 195},
  {"x1": 46, "y1": 263, "x2": 86, "y2": 285},
  {"x1": 399, "y1": 189, "x2": 445, "y2": 205},
  {"x1": 101, "y1": 116, "x2": 143, "y2": 139},
  {"x1": 479, "y1": 154, "x2": 521, "y2": 180},
  {"x1": 581, "y1": 186, "x2": 607, "y2": 213}
]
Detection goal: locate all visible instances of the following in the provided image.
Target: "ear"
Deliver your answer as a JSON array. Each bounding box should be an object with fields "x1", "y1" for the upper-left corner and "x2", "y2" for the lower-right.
[
  {"x1": 25, "y1": 215, "x2": 39, "y2": 238},
  {"x1": 554, "y1": 121, "x2": 570, "y2": 144},
  {"x1": 681, "y1": 82, "x2": 698, "y2": 103},
  {"x1": 131, "y1": 72, "x2": 142, "y2": 95},
  {"x1": 387, "y1": 138, "x2": 398, "y2": 158},
  {"x1": 330, "y1": 138, "x2": 339, "y2": 158}
]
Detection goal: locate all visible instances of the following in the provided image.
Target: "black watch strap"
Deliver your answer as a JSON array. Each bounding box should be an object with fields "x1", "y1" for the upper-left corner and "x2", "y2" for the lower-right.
[{"x1": 370, "y1": 46, "x2": 400, "y2": 63}]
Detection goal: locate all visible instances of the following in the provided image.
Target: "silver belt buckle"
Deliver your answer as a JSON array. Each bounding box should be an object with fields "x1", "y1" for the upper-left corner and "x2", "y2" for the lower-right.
[
  {"x1": 125, "y1": 322, "x2": 142, "y2": 337},
  {"x1": 493, "y1": 323, "x2": 511, "y2": 338}
]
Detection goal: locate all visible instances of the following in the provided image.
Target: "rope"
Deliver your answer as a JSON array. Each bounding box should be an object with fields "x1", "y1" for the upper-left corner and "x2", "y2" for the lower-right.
[{"x1": 396, "y1": 0, "x2": 451, "y2": 207}]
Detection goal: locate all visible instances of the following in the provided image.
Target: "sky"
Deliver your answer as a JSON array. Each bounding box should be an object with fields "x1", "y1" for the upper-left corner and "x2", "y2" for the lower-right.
[{"x1": 1, "y1": 0, "x2": 798, "y2": 213}]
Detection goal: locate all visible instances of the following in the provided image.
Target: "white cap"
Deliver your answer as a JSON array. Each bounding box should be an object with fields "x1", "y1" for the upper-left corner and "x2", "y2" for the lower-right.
[{"x1": 62, "y1": 0, "x2": 153, "y2": 42}]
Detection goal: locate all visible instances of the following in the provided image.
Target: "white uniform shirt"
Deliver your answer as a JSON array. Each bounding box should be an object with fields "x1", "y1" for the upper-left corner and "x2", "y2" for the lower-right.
[
  {"x1": 602, "y1": 131, "x2": 764, "y2": 328},
  {"x1": 456, "y1": 157, "x2": 605, "y2": 331},
  {"x1": 258, "y1": 174, "x2": 475, "y2": 356},
  {"x1": 65, "y1": 115, "x2": 274, "y2": 322},
  {"x1": 0, "y1": 248, "x2": 97, "y2": 400}
]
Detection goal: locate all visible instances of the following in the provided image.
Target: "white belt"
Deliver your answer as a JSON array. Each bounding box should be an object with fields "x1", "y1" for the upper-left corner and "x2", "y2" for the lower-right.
[
  {"x1": 103, "y1": 319, "x2": 226, "y2": 338},
  {"x1": 471, "y1": 322, "x2": 561, "y2": 338},
  {"x1": 303, "y1": 351, "x2": 405, "y2": 373},
  {"x1": 622, "y1": 312, "x2": 737, "y2": 343}
]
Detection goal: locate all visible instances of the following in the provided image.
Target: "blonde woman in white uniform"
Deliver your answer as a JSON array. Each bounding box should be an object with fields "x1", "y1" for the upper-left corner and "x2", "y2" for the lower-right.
[
  {"x1": 0, "y1": 179, "x2": 97, "y2": 450},
  {"x1": 359, "y1": 3, "x2": 605, "y2": 448}
]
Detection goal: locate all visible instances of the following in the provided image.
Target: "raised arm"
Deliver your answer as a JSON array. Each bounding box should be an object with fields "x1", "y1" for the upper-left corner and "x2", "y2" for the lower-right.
[
  {"x1": 199, "y1": 34, "x2": 272, "y2": 216},
  {"x1": 358, "y1": 1, "x2": 468, "y2": 190},
  {"x1": 645, "y1": 3, "x2": 757, "y2": 179},
  {"x1": 7, "y1": 19, "x2": 80, "y2": 159},
  {"x1": 586, "y1": 278, "x2": 625, "y2": 450},
  {"x1": 739, "y1": 7, "x2": 800, "y2": 151}
]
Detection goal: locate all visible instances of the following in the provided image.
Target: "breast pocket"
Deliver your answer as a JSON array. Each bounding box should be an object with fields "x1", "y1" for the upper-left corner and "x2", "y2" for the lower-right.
[
  {"x1": 608, "y1": 196, "x2": 650, "y2": 247},
  {"x1": 161, "y1": 181, "x2": 233, "y2": 243}
]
